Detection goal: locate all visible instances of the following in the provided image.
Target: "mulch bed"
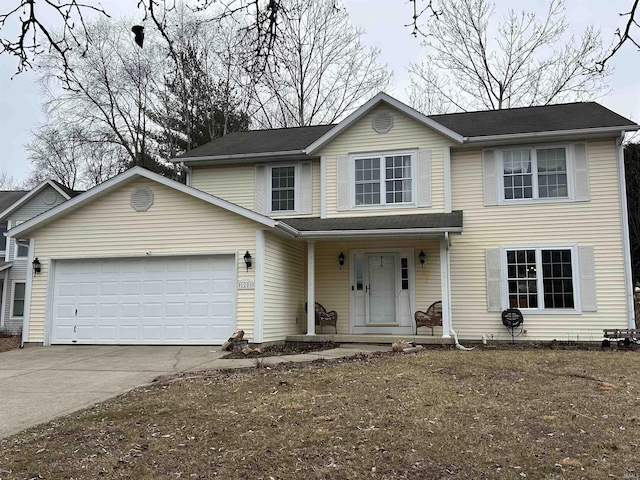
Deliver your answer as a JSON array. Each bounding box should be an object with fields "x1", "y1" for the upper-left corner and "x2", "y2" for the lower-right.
[
  {"x1": 0, "y1": 334, "x2": 20, "y2": 353},
  {"x1": 222, "y1": 341, "x2": 339, "y2": 359}
]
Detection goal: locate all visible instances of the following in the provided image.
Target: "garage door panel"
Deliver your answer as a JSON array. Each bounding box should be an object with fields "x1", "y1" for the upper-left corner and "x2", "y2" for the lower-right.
[{"x1": 51, "y1": 255, "x2": 236, "y2": 345}]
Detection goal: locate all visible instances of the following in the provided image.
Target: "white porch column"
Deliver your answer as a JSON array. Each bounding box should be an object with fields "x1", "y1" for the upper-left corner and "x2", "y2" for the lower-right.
[
  {"x1": 440, "y1": 235, "x2": 452, "y2": 338},
  {"x1": 307, "y1": 241, "x2": 316, "y2": 336}
]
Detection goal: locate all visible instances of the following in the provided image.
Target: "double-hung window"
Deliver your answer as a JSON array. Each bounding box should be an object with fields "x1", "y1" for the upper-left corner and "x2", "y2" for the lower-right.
[
  {"x1": 505, "y1": 247, "x2": 576, "y2": 311},
  {"x1": 15, "y1": 239, "x2": 29, "y2": 258},
  {"x1": 502, "y1": 146, "x2": 569, "y2": 201},
  {"x1": 353, "y1": 152, "x2": 413, "y2": 207},
  {"x1": 270, "y1": 165, "x2": 296, "y2": 213}
]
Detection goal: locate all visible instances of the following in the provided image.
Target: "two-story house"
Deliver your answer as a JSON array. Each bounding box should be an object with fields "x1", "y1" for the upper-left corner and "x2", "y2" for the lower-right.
[
  {"x1": 0, "y1": 181, "x2": 78, "y2": 336},
  {"x1": 9, "y1": 93, "x2": 639, "y2": 346}
]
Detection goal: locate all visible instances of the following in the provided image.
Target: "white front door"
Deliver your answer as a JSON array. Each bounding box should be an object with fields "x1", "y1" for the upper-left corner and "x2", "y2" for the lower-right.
[
  {"x1": 350, "y1": 249, "x2": 414, "y2": 334},
  {"x1": 366, "y1": 254, "x2": 397, "y2": 324}
]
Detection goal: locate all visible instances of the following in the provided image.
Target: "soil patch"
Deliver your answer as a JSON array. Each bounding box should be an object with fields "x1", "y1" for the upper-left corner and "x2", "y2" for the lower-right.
[
  {"x1": 0, "y1": 334, "x2": 20, "y2": 353},
  {"x1": 222, "y1": 341, "x2": 339, "y2": 359}
]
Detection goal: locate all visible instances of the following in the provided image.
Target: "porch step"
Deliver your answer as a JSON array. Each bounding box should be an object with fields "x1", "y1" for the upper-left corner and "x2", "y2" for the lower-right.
[{"x1": 286, "y1": 334, "x2": 454, "y2": 345}]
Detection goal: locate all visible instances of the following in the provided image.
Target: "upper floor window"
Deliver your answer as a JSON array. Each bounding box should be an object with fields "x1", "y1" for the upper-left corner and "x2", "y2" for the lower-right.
[
  {"x1": 501, "y1": 146, "x2": 570, "y2": 202},
  {"x1": 353, "y1": 152, "x2": 414, "y2": 207},
  {"x1": 0, "y1": 225, "x2": 6, "y2": 253},
  {"x1": 271, "y1": 166, "x2": 296, "y2": 212}
]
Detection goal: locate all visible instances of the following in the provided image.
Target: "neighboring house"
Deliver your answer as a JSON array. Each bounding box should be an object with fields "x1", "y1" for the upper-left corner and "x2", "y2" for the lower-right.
[
  {"x1": 9, "y1": 93, "x2": 639, "y2": 346},
  {"x1": 0, "y1": 181, "x2": 79, "y2": 334}
]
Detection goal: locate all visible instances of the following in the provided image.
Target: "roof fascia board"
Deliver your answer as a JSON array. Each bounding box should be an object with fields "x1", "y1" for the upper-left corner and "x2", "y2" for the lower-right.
[
  {"x1": 305, "y1": 93, "x2": 465, "y2": 154},
  {"x1": 0, "y1": 180, "x2": 70, "y2": 220},
  {"x1": 464, "y1": 125, "x2": 639, "y2": 145},
  {"x1": 279, "y1": 226, "x2": 463, "y2": 239},
  {"x1": 173, "y1": 153, "x2": 315, "y2": 167},
  {"x1": 170, "y1": 150, "x2": 306, "y2": 164},
  {"x1": 10, "y1": 167, "x2": 275, "y2": 238}
]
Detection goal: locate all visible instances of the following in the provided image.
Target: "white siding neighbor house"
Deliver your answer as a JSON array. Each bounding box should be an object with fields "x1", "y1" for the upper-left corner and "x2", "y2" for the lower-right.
[{"x1": 9, "y1": 93, "x2": 639, "y2": 346}]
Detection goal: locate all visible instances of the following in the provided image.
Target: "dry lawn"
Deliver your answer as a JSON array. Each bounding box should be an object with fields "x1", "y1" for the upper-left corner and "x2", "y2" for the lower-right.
[
  {"x1": 1, "y1": 348, "x2": 639, "y2": 479},
  {"x1": 0, "y1": 335, "x2": 20, "y2": 353}
]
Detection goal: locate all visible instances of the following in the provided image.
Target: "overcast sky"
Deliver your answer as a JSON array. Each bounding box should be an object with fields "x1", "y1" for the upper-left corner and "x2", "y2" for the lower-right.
[{"x1": 0, "y1": 0, "x2": 638, "y2": 185}]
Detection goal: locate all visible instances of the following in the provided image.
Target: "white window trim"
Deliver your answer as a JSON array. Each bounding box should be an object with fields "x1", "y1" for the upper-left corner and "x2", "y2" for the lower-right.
[
  {"x1": 350, "y1": 150, "x2": 417, "y2": 210},
  {"x1": 15, "y1": 239, "x2": 29, "y2": 259},
  {"x1": 10, "y1": 280, "x2": 26, "y2": 319},
  {"x1": 500, "y1": 243, "x2": 581, "y2": 315},
  {"x1": 268, "y1": 163, "x2": 300, "y2": 216},
  {"x1": 498, "y1": 143, "x2": 574, "y2": 205}
]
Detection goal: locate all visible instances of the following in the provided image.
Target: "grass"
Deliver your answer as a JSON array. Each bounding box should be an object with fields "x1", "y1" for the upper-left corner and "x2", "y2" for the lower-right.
[{"x1": 1, "y1": 348, "x2": 639, "y2": 479}]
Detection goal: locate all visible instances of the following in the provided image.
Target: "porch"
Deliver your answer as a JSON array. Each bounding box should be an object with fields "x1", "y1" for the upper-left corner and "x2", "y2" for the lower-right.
[{"x1": 278, "y1": 211, "x2": 463, "y2": 341}]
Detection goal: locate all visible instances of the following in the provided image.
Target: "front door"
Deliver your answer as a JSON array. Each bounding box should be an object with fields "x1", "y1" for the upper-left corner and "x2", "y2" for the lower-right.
[{"x1": 366, "y1": 254, "x2": 397, "y2": 324}]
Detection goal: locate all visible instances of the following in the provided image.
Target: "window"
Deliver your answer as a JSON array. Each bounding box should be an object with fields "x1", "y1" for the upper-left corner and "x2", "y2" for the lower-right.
[
  {"x1": 16, "y1": 239, "x2": 29, "y2": 258},
  {"x1": 505, "y1": 247, "x2": 575, "y2": 311},
  {"x1": 0, "y1": 225, "x2": 6, "y2": 252},
  {"x1": 353, "y1": 152, "x2": 414, "y2": 206},
  {"x1": 501, "y1": 146, "x2": 569, "y2": 201},
  {"x1": 401, "y1": 258, "x2": 409, "y2": 290},
  {"x1": 271, "y1": 166, "x2": 296, "y2": 212},
  {"x1": 11, "y1": 282, "x2": 25, "y2": 318}
]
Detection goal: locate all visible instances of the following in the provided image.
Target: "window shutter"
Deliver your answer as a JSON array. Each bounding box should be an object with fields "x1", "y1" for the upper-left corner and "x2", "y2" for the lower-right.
[
  {"x1": 578, "y1": 246, "x2": 597, "y2": 311},
  {"x1": 336, "y1": 155, "x2": 350, "y2": 211},
  {"x1": 300, "y1": 162, "x2": 313, "y2": 214},
  {"x1": 483, "y1": 149, "x2": 498, "y2": 206},
  {"x1": 573, "y1": 143, "x2": 590, "y2": 202},
  {"x1": 486, "y1": 248, "x2": 502, "y2": 312},
  {"x1": 255, "y1": 165, "x2": 268, "y2": 215},
  {"x1": 417, "y1": 149, "x2": 432, "y2": 207}
]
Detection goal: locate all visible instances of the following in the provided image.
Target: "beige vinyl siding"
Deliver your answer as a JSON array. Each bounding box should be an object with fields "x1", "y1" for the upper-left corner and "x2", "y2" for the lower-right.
[
  {"x1": 314, "y1": 239, "x2": 441, "y2": 334},
  {"x1": 191, "y1": 160, "x2": 321, "y2": 218},
  {"x1": 449, "y1": 138, "x2": 626, "y2": 341},
  {"x1": 262, "y1": 232, "x2": 306, "y2": 342},
  {"x1": 317, "y1": 105, "x2": 456, "y2": 218},
  {"x1": 26, "y1": 178, "x2": 259, "y2": 343},
  {"x1": 191, "y1": 164, "x2": 256, "y2": 211}
]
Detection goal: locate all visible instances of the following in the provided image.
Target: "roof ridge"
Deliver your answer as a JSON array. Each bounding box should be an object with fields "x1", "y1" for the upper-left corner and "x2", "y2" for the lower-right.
[{"x1": 428, "y1": 101, "x2": 596, "y2": 117}]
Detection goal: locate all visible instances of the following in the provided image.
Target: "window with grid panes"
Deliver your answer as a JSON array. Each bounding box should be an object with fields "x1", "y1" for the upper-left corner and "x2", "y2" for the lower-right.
[
  {"x1": 354, "y1": 153, "x2": 413, "y2": 206},
  {"x1": 506, "y1": 248, "x2": 575, "y2": 310},
  {"x1": 501, "y1": 147, "x2": 569, "y2": 201},
  {"x1": 271, "y1": 166, "x2": 295, "y2": 212}
]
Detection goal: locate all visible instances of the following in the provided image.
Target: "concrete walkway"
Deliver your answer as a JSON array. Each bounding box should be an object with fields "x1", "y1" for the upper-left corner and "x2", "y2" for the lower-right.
[{"x1": 0, "y1": 343, "x2": 389, "y2": 439}]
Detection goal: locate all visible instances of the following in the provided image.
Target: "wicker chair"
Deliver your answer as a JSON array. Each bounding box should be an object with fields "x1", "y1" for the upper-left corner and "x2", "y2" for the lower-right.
[
  {"x1": 414, "y1": 301, "x2": 443, "y2": 336},
  {"x1": 305, "y1": 302, "x2": 338, "y2": 333}
]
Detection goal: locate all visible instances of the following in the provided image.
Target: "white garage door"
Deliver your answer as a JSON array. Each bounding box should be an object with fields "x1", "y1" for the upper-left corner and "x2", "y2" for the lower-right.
[{"x1": 50, "y1": 255, "x2": 236, "y2": 345}]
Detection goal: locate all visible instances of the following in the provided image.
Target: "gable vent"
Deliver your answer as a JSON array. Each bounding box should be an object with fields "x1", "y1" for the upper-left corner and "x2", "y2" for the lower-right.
[
  {"x1": 372, "y1": 112, "x2": 394, "y2": 133},
  {"x1": 131, "y1": 187, "x2": 154, "y2": 212},
  {"x1": 43, "y1": 191, "x2": 57, "y2": 205}
]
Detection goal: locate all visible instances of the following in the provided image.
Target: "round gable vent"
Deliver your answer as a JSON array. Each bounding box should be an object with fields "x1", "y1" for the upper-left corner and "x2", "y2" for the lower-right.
[
  {"x1": 131, "y1": 187, "x2": 154, "y2": 212},
  {"x1": 43, "y1": 191, "x2": 57, "y2": 205},
  {"x1": 372, "y1": 112, "x2": 394, "y2": 133}
]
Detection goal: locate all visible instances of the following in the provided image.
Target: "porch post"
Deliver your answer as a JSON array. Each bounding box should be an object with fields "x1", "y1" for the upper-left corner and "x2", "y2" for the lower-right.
[
  {"x1": 307, "y1": 241, "x2": 316, "y2": 336},
  {"x1": 440, "y1": 235, "x2": 452, "y2": 338}
]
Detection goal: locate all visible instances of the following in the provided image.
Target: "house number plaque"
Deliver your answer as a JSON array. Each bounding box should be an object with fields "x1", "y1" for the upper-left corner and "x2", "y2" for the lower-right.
[{"x1": 238, "y1": 279, "x2": 255, "y2": 290}]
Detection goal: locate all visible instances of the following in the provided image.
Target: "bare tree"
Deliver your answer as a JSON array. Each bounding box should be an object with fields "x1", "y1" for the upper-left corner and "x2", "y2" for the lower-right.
[
  {"x1": 25, "y1": 124, "x2": 121, "y2": 189},
  {"x1": 408, "y1": 0, "x2": 610, "y2": 114},
  {"x1": 247, "y1": 0, "x2": 392, "y2": 128},
  {"x1": 598, "y1": 0, "x2": 640, "y2": 71},
  {"x1": 0, "y1": 0, "x2": 282, "y2": 81},
  {"x1": 0, "y1": 172, "x2": 22, "y2": 190}
]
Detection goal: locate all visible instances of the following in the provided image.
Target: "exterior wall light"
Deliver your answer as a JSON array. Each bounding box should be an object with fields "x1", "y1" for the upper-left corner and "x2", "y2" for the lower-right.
[
  {"x1": 244, "y1": 251, "x2": 252, "y2": 271},
  {"x1": 32, "y1": 257, "x2": 41, "y2": 275},
  {"x1": 338, "y1": 252, "x2": 345, "y2": 269},
  {"x1": 418, "y1": 250, "x2": 426, "y2": 268}
]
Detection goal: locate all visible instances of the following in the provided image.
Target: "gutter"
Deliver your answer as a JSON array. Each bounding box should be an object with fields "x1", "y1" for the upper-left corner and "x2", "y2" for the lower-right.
[
  {"x1": 463, "y1": 125, "x2": 640, "y2": 145},
  {"x1": 169, "y1": 150, "x2": 306, "y2": 164},
  {"x1": 273, "y1": 224, "x2": 462, "y2": 239}
]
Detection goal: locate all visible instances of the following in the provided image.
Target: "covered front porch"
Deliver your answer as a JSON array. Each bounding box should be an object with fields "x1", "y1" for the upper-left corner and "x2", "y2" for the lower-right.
[{"x1": 280, "y1": 211, "x2": 463, "y2": 341}]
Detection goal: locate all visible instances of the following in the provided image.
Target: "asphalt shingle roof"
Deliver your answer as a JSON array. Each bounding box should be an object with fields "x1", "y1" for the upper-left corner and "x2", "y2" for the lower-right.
[
  {"x1": 281, "y1": 211, "x2": 463, "y2": 232},
  {"x1": 0, "y1": 191, "x2": 28, "y2": 214},
  {"x1": 428, "y1": 102, "x2": 636, "y2": 138},
  {"x1": 178, "y1": 124, "x2": 336, "y2": 159}
]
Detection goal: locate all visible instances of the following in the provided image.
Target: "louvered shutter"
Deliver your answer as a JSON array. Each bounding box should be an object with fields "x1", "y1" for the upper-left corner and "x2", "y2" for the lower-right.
[
  {"x1": 486, "y1": 248, "x2": 502, "y2": 312},
  {"x1": 336, "y1": 155, "x2": 350, "y2": 211},
  {"x1": 300, "y1": 162, "x2": 313, "y2": 214},
  {"x1": 483, "y1": 149, "x2": 498, "y2": 206},
  {"x1": 573, "y1": 143, "x2": 590, "y2": 202},
  {"x1": 417, "y1": 149, "x2": 432, "y2": 207},
  {"x1": 255, "y1": 164, "x2": 268, "y2": 214},
  {"x1": 578, "y1": 246, "x2": 596, "y2": 311}
]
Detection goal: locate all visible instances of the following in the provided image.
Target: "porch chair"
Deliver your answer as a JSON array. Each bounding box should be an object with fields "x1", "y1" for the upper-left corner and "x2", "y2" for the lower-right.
[
  {"x1": 304, "y1": 302, "x2": 338, "y2": 333},
  {"x1": 414, "y1": 301, "x2": 443, "y2": 336}
]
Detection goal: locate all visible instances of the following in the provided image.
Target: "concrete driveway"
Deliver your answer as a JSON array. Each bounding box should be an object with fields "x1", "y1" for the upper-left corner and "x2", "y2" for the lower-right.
[{"x1": 0, "y1": 346, "x2": 225, "y2": 439}]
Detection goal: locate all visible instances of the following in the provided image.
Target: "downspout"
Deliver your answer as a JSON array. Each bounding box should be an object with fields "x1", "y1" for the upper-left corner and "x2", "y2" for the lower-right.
[
  {"x1": 444, "y1": 232, "x2": 474, "y2": 350},
  {"x1": 617, "y1": 133, "x2": 635, "y2": 328}
]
